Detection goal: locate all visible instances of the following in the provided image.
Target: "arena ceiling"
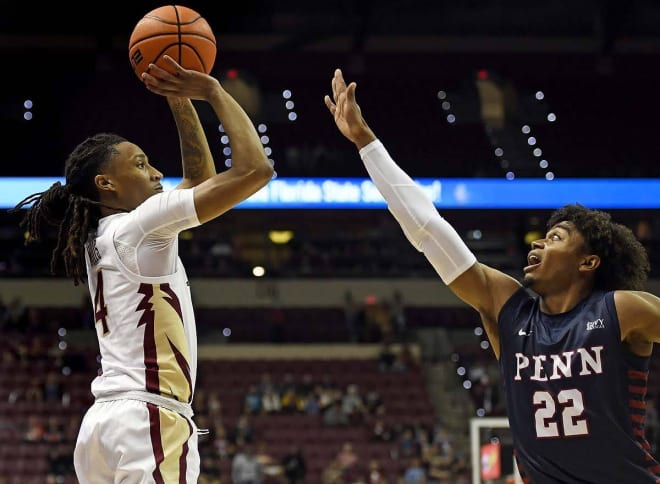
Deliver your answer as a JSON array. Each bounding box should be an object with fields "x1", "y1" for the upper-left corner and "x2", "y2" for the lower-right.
[
  {"x1": 0, "y1": 0, "x2": 659, "y2": 54},
  {"x1": 0, "y1": 1, "x2": 658, "y2": 179}
]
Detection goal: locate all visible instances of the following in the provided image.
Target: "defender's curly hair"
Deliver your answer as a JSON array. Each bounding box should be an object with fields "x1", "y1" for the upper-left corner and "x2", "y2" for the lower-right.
[
  {"x1": 10, "y1": 133, "x2": 128, "y2": 285},
  {"x1": 547, "y1": 203, "x2": 650, "y2": 291}
]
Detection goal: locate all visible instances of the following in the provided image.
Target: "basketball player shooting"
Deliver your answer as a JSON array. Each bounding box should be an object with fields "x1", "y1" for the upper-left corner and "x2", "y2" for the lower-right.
[
  {"x1": 325, "y1": 67, "x2": 660, "y2": 483},
  {"x1": 11, "y1": 56, "x2": 273, "y2": 483}
]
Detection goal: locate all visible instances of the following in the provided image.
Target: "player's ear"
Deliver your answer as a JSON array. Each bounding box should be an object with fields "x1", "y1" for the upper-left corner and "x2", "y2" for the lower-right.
[
  {"x1": 579, "y1": 254, "x2": 600, "y2": 273},
  {"x1": 94, "y1": 174, "x2": 115, "y2": 192}
]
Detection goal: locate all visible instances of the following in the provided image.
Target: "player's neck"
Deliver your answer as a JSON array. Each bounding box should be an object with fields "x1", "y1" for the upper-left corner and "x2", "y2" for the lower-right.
[{"x1": 539, "y1": 285, "x2": 593, "y2": 315}]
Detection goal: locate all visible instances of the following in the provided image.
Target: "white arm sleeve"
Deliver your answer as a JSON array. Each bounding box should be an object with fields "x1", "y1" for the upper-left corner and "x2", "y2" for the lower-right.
[{"x1": 359, "y1": 139, "x2": 477, "y2": 284}]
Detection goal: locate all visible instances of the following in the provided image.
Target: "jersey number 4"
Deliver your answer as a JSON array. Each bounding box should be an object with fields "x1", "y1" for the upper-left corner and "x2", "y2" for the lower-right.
[
  {"x1": 94, "y1": 271, "x2": 110, "y2": 335},
  {"x1": 534, "y1": 389, "x2": 588, "y2": 438}
]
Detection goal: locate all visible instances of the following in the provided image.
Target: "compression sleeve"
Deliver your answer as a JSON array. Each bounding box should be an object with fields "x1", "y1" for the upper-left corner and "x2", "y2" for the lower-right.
[{"x1": 359, "y1": 139, "x2": 477, "y2": 284}]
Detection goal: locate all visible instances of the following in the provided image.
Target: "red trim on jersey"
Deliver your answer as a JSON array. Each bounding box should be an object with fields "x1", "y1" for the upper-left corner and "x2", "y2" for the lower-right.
[
  {"x1": 629, "y1": 385, "x2": 648, "y2": 395},
  {"x1": 628, "y1": 370, "x2": 649, "y2": 381},
  {"x1": 161, "y1": 283, "x2": 184, "y2": 321},
  {"x1": 148, "y1": 403, "x2": 165, "y2": 484},
  {"x1": 630, "y1": 399, "x2": 647, "y2": 410},
  {"x1": 179, "y1": 419, "x2": 192, "y2": 483},
  {"x1": 137, "y1": 284, "x2": 160, "y2": 394},
  {"x1": 167, "y1": 335, "x2": 193, "y2": 402},
  {"x1": 631, "y1": 414, "x2": 646, "y2": 424}
]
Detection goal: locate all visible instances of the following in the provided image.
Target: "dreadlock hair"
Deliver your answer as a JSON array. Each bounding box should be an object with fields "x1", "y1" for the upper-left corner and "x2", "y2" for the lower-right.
[
  {"x1": 10, "y1": 133, "x2": 128, "y2": 285},
  {"x1": 547, "y1": 203, "x2": 650, "y2": 291}
]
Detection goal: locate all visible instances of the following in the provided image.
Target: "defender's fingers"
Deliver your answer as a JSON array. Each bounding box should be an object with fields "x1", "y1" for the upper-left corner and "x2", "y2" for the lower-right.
[
  {"x1": 324, "y1": 95, "x2": 336, "y2": 113},
  {"x1": 334, "y1": 68, "x2": 347, "y2": 92},
  {"x1": 346, "y1": 82, "x2": 357, "y2": 102}
]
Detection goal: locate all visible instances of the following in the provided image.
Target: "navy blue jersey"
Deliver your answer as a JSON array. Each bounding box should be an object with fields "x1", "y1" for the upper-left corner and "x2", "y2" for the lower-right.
[{"x1": 498, "y1": 287, "x2": 660, "y2": 483}]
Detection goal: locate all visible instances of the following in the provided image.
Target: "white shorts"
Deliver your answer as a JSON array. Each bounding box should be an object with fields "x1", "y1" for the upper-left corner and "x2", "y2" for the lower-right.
[{"x1": 74, "y1": 399, "x2": 200, "y2": 483}]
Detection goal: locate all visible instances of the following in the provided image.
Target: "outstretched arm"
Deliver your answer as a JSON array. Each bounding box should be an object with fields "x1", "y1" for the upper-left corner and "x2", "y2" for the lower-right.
[
  {"x1": 141, "y1": 56, "x2": 273, "y2": 224},
  {"x1": 325, "y1": 68, "x2": 521, "y2": 357}
]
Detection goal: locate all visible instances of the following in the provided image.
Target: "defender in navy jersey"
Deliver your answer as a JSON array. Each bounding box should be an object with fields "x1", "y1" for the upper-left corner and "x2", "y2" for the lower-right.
[
  {"x1": 12, "y1": 56, "x2": 273, "y2": 483},
  {"x1": 325, "y1": 68, "x2": 660, "y2": 483}
]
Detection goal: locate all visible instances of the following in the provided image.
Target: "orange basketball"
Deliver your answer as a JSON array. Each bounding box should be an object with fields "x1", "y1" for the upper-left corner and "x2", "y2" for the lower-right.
[{"x1": 128, "y1": 5, "x2": 217, "y2": 80}]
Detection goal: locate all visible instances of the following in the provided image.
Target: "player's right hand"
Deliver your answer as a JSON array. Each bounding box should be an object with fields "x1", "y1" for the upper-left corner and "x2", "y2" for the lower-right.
[
  {"x1": 141, "y1": 55, "x2": 221, "y2": 102},
  {"x1": 324, "y1": 68, "x2": 376, "y2": 149}
]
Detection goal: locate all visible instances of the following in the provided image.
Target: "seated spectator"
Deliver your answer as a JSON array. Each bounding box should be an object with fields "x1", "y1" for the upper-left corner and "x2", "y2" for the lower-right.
[
  {"x1": 231, "y1": 414, "x2": 254, "y2": 444},
  {"x1": 23, "y1": 415, "x2": 45, "y2": 442},
  {"x1": 402, "y1": 457, "x2": 427, "y2": 484},
  {"x1": 256, "y1": 442, "x2": 284, "y2": 480},
  {"x1": 368, "y1": 459, "x2": 387, "y2": 484},
  {"x1": 364, "y1": 389, "x2": 383, "y2": 415},
  {"x1": 262, "y1": 387, "x2": 282, "y2": 414},
  {"x1": 317, "y1": 384, "x2": 337, "y2": 413},
  {"x1": 231, "y1": 442, "x2": 262, "y2": 484},
  {"x1": 280, "y1": 386, "x2": 302, "y2": 413},
  {"x1": 199, "y1": 454, "x2": 222, "y2": 483},
  {"x1": 370, "y1": 417, "x2": 394, "y2": 443},
  {"x1": 322, "y1": 441, "x2": 363, "y2": 483},
  {"x1": 213, "y1": 421, "x2": 232, "y2": 460},
  {"x1": 323, "y1": 400, "x2": 348, "y2": 427},
  {"x1": 282, "y1": 445, "x2": 306, "y2": 484},
  {"x1": 43, "y1": 416, "x2": 64, "y2": 443},
  {"x1": 396, "y1": 427, "x2": 421, "y2": 461},
  {"x1": 343, "y1": 442, "x2": 367, "y2": 483},
  {"x1": 341, "y1": 383, "x2": 366, "y2": 424},
  {"x1": 244, "y1": 384, "x2": 262, "y2": 415},
  {"x1": 302, "y1": 385, "x2": 321, "y2": 415}
]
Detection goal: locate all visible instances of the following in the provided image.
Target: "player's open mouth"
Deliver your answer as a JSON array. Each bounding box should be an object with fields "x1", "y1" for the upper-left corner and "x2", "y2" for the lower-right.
[{"x1": 524, "y1": 253, "x2": 541, "y2": 272}]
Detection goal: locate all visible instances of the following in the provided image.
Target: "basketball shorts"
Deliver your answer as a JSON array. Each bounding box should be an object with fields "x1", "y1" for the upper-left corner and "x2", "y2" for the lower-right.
[{"x1": 73, "y1": 398, "x2": 200, "y2": 483}]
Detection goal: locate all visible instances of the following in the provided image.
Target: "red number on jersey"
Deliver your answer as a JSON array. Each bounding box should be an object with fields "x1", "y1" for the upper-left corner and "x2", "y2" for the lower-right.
[{"x1": 94, "y1": 271, "x2": 110, "y2": 335}]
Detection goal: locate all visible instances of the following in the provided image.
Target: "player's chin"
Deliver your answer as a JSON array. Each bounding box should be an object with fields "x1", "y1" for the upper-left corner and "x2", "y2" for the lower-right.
[{"x1": 521, "y1": 274, "x2": 536, "y2": 289}]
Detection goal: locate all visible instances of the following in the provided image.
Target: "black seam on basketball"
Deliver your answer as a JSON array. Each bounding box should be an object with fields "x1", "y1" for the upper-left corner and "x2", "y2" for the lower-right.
[
  {"x1": 174, "y1": 6, "x2": 182, "y2": 65},
  {"x1": 179, "y1": 43, "x2": 210, "y2": 72},
  {"x1": 143, "y1": 15, "x2": 179, "y2": 25},
  {"x1": 143, "y1": 15, "x2": 202, "y2": 26},
  {"x1": 130, "y1": 33, "x2": 216, "y2": 43}
]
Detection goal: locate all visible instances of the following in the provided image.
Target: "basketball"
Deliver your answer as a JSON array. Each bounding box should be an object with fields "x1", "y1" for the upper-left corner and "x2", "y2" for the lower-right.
[{"x1": 128, "y1": 5, "x2": 217, "y2": 80}]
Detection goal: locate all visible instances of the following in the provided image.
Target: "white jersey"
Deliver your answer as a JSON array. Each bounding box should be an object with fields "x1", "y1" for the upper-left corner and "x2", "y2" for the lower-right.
[{"x1": 84, "y1": 188, "x2": 201, "y2": 404}]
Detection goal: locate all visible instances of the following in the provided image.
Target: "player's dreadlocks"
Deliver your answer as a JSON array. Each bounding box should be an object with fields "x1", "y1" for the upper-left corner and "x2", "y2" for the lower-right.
[
  {"x1": 547, "y1": 203, "x2": 650, "y2": 291},
  {"x1": 10, "y1": 133, "x2": 128, "y2": 285}
]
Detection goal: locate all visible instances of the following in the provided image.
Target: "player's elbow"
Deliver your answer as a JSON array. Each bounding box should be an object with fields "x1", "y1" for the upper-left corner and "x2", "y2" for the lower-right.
[
  {"x1": 254, "y1": 160, "x2": 275, "y2": 185},
  {"x1": 237, "y1": 161, "x2": 274, "y2": 192}
]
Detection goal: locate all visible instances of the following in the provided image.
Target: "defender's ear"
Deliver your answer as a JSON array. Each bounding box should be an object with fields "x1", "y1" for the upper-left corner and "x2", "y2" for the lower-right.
[{"x1": 579, "y1": 254, "x2": 601, "y2": 273}]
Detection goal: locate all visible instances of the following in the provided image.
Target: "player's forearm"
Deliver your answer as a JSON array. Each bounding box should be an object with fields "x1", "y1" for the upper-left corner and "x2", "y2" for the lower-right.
[
  {"x1": 359, "y1": 139, "x2": 476, "y2": 284},
  {"x1": 168, "y1": 97, "x2": 216, "y2": 186},
  {"x1": 207, "y1": 86, "x2": 271, "y2": 174}
]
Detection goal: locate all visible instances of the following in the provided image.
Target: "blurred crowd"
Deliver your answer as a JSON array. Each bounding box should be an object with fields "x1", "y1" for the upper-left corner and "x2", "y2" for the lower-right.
[{"x1": 2, "y1": 212, "x2": 656, "y2": 280}]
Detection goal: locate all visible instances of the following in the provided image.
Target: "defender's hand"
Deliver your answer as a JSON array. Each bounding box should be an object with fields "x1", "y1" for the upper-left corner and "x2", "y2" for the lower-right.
[{"x1": 324, "y1": 68, "x2": 376, "y2": 149}]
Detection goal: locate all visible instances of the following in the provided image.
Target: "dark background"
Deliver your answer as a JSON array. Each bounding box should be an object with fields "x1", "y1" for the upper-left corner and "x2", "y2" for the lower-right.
[
  {"x1": 1, "y1": 0, "x2": 659, "y2": 180},
  {"x1": 0, "y1": 0, "x2": 658, "y2": 280}
]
